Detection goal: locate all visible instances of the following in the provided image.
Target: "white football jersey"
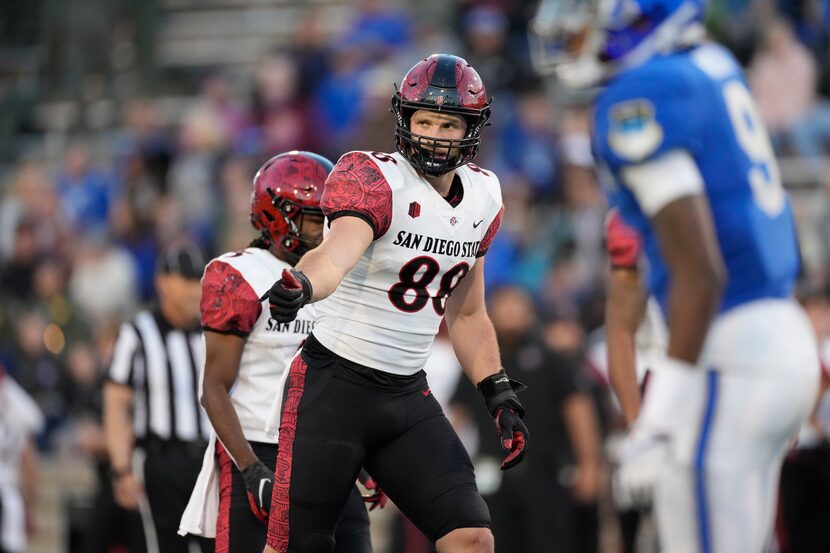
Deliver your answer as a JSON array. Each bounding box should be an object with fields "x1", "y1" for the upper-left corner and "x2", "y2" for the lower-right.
[
  {"x1": 200, "y1": 247, "x2": 316, "y2": 443},
  {"x1": 314, "y1": 151, "x2": 503, "y2": 375},
  {"x1": 0, "y1": 377, "x2": 41, "y2": 553},
  {"x1": 0, "y1": 376, "x2": 42, "y2": 488}
]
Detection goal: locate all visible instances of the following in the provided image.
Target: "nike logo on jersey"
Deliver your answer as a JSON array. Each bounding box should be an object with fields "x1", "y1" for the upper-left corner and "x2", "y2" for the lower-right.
[
  {"x1": 473, "y1": 219, "x2": 484, "y2": 228},
  {"x1": 422, "y1": 389, "x2": 431, "y2": 397}
]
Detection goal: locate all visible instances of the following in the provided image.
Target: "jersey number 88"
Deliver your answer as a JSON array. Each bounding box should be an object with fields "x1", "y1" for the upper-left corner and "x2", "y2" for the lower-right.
[{"x1": 387, "y1": 257, "x2": 470, "y2": 316}]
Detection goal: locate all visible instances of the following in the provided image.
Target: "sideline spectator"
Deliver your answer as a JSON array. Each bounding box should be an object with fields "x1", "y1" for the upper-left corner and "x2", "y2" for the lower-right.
[{"x1": 748, "y1": 17, "x2": 830, "y2": 157}]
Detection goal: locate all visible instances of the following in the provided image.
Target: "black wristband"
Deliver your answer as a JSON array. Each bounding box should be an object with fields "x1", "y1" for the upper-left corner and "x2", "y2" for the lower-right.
[
  {"x1": 290, "y1": 269, "x2": 313, "y2": 301},
  {"x1": 477, "y1": 371, "x2": 527, "y2": 418}
]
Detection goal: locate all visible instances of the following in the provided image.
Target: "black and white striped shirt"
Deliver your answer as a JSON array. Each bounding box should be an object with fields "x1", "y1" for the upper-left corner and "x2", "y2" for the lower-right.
[{"x1": 108, "y1": 307, "x2": 210, "y2": 443}]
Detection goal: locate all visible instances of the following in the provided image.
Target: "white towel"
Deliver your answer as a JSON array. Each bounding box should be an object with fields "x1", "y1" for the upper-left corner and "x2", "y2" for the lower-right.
[
  {"x1": 2, "y1": 377, "x2": 44, "y2": 435},
  {"x1": 178, "y1": 433, "x2": 219, "y2": 537}
]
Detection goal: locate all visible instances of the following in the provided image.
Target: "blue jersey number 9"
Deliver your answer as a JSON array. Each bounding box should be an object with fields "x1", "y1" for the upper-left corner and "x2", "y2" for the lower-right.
[{"x1": 722, "y1": 80, "x2": 786, "y2": 218}]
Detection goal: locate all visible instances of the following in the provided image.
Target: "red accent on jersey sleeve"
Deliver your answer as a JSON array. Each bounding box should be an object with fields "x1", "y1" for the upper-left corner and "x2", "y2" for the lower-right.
[
  {"x1": 605, "y1": 209, "x2": 642, "y2": 269},
  {"x1": 200, "y1": 260, "x2": 262, "y2": 336},
  {"x1": 322, "y1": 152, "x2": 393, "y2": 240},
  {"x1": 476, "y1": 206, "x2": 504, "y2": 257}
]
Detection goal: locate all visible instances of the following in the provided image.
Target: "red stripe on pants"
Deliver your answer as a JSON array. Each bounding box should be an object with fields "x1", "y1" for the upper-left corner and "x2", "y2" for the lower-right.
[
  {"x1": 216, "y1": 441, "x2": 233, "y2": 553},
  {"x1": 266, "y1": 354, "x2": 309, "y2": 552}
]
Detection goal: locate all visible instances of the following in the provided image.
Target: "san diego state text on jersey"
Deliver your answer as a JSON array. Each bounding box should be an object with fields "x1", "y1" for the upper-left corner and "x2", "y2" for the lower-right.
[{"x1": 391, "y1": 230, "x2": 482, "y2": 258}]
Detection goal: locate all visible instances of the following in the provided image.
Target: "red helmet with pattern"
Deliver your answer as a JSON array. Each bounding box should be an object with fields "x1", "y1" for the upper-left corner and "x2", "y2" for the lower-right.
[
  {"x1": 250, "y1": 151, "x2": 333, "y2": 263},
  {"x1": 391, "y1": 54, "x2": 492, "y2": 177}
]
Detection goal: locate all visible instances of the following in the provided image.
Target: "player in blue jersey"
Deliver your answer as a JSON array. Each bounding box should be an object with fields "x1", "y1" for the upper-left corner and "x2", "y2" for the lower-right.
[{"x1": 531, "y1": 1, "x2": 821, "y2": 551}]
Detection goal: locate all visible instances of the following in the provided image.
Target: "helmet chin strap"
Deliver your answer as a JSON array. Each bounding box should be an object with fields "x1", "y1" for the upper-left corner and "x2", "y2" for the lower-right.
[
  {"x1": 418, "y1": 149, "x2": 461, "y2": 177},
  {"x1": 421, "y1": 157, "x2": 462, "y2": 178},
  {"x1": 280, "y1": 233, "x2": 322, "y2": 265}
]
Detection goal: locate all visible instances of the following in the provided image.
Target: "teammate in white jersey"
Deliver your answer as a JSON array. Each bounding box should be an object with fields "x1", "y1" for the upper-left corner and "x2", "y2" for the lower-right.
[
  {"x1": 0, "y1": 369, "x2": 43, "y2": 553},
  {"x1": 262, "y1": 54, "x2": 529, "y2": 553},
  {"x1": 183, "y1": 152, "x2": 371, "y2": 553}
]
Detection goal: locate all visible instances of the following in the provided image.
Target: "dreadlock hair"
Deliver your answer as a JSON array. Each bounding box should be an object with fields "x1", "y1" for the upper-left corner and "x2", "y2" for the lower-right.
[{"x1": 249, "y1": 231, "x2": 271, "y2": 250}]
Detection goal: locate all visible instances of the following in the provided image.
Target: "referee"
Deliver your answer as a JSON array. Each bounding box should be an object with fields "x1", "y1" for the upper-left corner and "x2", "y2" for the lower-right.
[{"x1": 104, "y1": 241, "x2": 213, "y2": 553}]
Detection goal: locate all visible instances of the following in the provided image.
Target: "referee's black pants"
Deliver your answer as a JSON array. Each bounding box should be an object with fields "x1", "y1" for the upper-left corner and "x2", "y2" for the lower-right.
[
  {"x1": 486, "y1": 462, "x2": 583, "y2": 553},
  {"x1": 140, "y1": 439, "x2": 214, "y2": 553},
  {"x1": 82, "y1": 462, "x2": 146, "y2": 553}
]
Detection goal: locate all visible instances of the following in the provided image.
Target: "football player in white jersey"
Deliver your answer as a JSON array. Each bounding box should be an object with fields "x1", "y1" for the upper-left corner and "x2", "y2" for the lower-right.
[
  {"x1": 262, "y1": 54, "x2": 529, "y2": 553},
  {"x1": 183, "y1": 152, "x2": 371, "y2": 553},
  {"x1": 0, "y1": 368, "x2": 43, "y2": 553}
]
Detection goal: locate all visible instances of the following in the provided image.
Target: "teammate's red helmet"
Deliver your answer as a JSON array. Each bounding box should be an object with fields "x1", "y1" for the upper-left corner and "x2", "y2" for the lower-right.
[
  {"x1": 391, "y1": 54, "x2": 492, "y2": 177},
  {"x1": 250, "y1": 151, "x2": 333, "y2": 263}
]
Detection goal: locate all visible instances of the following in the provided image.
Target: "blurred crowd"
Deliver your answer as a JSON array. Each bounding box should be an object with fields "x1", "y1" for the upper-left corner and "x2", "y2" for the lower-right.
[{"x1": 4, "y1": 0, "x2": 830, "y2": 551}]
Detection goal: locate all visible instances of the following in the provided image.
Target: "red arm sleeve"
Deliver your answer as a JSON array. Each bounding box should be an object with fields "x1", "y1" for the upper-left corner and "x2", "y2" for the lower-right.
[
  {"x1": 605, "y1": 208, "x2": 642, "y2": 269},
  {"x1": 476, "y1": 206, "x2": 504, "y2": 258},
  {"x1": 321, "y1": 152, "x2": 393, "y2": 240},
  {"x1": 200, "y1": 261, "x2": 262, "y2": 337}
]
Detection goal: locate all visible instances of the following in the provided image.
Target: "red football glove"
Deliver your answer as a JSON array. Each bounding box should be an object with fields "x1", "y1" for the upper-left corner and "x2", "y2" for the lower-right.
[
  {"x1": 361, "y1": 478, "x2": 388, "y2": 511},
  {"x1": 605, "y1": 208, "x2": 642, "y2": 269},
  {"x1": 477, "y1": 372, "x2": 529, "y2": 470},
  {"x1": 493, "y1": 407, "x2": 529, "y2": 470}
]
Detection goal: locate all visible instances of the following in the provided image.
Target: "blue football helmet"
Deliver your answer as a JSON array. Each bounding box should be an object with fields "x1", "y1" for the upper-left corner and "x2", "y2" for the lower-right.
[{"x1": 529, "y1": 0, "x2": 707, "y2": 87}]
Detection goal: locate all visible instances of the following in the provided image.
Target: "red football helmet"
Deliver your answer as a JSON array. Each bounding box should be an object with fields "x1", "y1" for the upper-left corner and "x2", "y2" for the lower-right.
[
  {"x1": 250, "y1": 151, "x2": 333, "y2": 263},
  {"x1": 391, "y1": 54, "x2": 492, "y2": 177}
]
